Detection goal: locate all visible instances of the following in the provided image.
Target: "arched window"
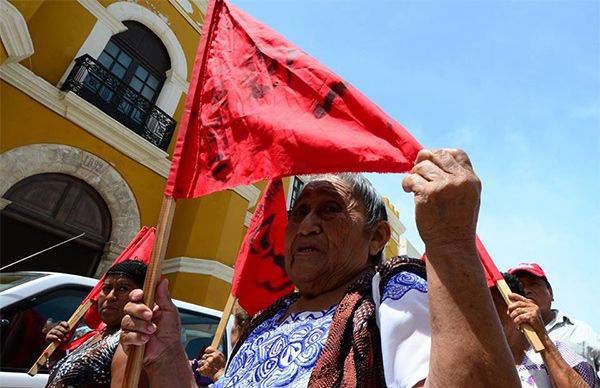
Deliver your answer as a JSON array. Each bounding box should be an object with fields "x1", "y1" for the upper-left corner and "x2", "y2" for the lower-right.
[
  {"x1": 97, "y1": 21, "x2": 171, "y2": 106},
  {"x1": 62, "y1": 21, "x2": 176, "y2": 151}
]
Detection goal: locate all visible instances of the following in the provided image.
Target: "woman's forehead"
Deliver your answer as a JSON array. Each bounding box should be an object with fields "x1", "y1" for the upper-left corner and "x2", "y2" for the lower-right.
[
  {"x1": 104, "y1": 275, "x2": 136, "y2": 285},
  {"x1": 298, "y1": 177, "x2": 353, "y2": 200}
]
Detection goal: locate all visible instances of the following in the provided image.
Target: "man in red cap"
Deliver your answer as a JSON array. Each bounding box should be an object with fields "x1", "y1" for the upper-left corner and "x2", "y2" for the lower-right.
[{"x1": 509, "y1": 262, "x2": 600, "y2": 380}]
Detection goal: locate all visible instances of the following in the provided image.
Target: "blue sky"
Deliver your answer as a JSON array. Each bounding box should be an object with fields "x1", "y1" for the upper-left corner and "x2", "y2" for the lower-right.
[{"x1": 233, "y1": 0, "x2": 600, "y2": 328}]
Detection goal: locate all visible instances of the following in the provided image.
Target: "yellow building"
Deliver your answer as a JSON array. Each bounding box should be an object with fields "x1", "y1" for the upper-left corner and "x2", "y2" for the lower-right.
[{"x1": 0, "y1": 0, "x2": 416, "y2": 312}]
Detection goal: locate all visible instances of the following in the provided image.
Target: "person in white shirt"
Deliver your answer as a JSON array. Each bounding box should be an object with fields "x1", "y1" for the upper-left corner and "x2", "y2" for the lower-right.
[
  {"x1": 491, "y1": 273, "x2": 596, "y2": 387},
  {"x1": 508, "y1": 262, "x2": 600, "y2": 379}
]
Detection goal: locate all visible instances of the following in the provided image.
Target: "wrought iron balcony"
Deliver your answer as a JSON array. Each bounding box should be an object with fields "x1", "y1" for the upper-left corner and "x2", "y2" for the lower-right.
[{"x1": 61, "y1": 55, "x2": 176, "y2": 151}]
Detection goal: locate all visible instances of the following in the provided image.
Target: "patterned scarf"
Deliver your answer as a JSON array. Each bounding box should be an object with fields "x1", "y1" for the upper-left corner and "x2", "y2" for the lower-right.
[{"x1": 229, "y1": 256, "x2": 426, "y2": 388}]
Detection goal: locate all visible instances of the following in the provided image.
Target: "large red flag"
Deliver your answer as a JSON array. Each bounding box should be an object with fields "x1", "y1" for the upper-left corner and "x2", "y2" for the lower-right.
[
  {"x1": 231, "y1": 179, "x2": 294, "y2": 316},
  {"x1": 166, "y1": 0, "x2": 501, "y2": 313},
  {"x1": 165, "y1": 0, "x2": 421, "y2": 199},
  {"x1": 62, "y1": 227, "x2": 155, "y2": 351}
]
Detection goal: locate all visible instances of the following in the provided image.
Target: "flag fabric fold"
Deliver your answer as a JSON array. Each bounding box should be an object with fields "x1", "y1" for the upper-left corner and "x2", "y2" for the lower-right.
[
  {"x1": 165, "y1": 0, "x2": 422, "y2": 199},
  {"x1": 62, "y1": 227, "x2": 155, "y2": 351},
  {"x1": 231, "y1": 179, "x2": 294, "y2": 316}
]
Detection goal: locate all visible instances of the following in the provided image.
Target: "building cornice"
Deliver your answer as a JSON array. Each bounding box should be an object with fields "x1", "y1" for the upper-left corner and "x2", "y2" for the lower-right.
[
  {"x1": 0, "y1": 63, "x2": 171, "y2": 177},
  {"x1": 163, "y1": 257, "x2": 234, "y2": 283},
  {"x1": 231, "y1": 184, "x2": 261, "y2": 207}
]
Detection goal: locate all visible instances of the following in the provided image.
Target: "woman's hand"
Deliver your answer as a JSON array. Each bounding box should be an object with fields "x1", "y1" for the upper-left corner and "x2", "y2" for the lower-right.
[
  {"x1": 507, "y1": 293, "x2": 548, "y2": 337},
  {"x1": 45, "y1": 321, "x2": 71, "y2": 344},
  {"x1": 402, "y1": 148, "x2": 481, "y2": 251},
  {"x1": 197, "y1": 346, "x2": 226, "y2": 381}
]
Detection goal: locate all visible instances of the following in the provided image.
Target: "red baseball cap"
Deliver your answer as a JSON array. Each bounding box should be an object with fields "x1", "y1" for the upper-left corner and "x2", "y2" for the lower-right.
[{"x1": 507, "y1": 262, "x2": 547, "y2": 279}]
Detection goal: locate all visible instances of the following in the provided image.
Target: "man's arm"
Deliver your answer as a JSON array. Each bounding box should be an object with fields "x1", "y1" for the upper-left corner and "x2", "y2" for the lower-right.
[
  {"x1": 120, "y1": 278, "x2": 197, "y2": 388},
  {"x1": 508, "y1": 293, "x2": 592, "y2": 388},
  {"x1": 403, "y1": 148, "x2": 519, "y2": 388}
]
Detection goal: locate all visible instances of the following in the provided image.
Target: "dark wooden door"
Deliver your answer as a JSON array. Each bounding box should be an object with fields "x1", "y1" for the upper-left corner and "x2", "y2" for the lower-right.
[{"x1": 0, "y1": 173, "x2": 111, "y2": 276}]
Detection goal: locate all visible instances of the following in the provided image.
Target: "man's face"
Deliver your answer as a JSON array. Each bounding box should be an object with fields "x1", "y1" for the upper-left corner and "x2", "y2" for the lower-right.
[
  {"x1": 285, "y1": 177, "x2": 373, "y2": 297},
  {"x1": 516, "y1": 273, "x2": 553, "y2": 313}
]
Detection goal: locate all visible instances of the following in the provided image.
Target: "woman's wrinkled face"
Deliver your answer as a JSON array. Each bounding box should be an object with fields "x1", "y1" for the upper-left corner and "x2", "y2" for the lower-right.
[
  {"x1": 97, "y1": 275, "x2": 139, "y2": 328},
  {"x1": 285, "y1": 177, "x2": 373, "y2": 297}
]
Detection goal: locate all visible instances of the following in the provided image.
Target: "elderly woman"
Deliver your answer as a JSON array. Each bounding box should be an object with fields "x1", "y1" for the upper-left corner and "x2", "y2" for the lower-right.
[
  {"x1": 121, "y1": 149, "x2": 520, "y2": 387},
  {"x1": 44, "y1": 260, "x2": 147, "y2": 388}
]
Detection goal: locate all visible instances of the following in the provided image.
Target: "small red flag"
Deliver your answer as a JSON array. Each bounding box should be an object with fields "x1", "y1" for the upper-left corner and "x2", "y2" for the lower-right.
[
  {"x1": 165, "y1": 0, "x2": 421, "y2": 199},
  {"x1": 62, "y1": 227, "x2": 155, "y2": 351},
  {"x1": 231, "y1": 179, "x2": 294, "y2": 316}
]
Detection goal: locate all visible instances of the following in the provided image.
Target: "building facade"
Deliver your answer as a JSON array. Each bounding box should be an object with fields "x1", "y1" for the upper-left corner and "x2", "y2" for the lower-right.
[{"x1": 0, "y1": 0, "x2": 418, "y2": 311}]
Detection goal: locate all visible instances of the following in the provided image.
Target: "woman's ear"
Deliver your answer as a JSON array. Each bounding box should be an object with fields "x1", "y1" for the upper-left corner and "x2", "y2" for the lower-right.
[{"x1": 368, "y1": 221, "x2": 391, "y2": 257}]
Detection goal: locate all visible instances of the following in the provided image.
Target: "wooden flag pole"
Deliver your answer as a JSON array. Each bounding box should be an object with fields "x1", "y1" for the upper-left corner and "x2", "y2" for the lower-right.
[
  {"x1": 210, "y1": 293, "x2": 237, "y2": 349},
  {"x1": 496, "y1": 278, "x2": 545, "y2": 352},
  {"x1": 28, "y1": 300, "x2": 93, "y2": 376},
  {"x1": 123, "y1": 196, "x2": 177, "y2": 388}
]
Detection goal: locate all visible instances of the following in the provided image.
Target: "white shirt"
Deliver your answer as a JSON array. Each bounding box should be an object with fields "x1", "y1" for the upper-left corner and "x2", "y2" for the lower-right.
[
  {"x1": 517, "y1": 341, "x2": 597, "y2": 387},
  {"x1": 546, "y1": 309, "x2": 600, "y2": 379}
]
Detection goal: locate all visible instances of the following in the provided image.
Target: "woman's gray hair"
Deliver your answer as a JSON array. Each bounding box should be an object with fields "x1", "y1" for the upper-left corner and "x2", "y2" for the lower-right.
[{"x1": 303, "y1": 173, "x2": 389, "y2": 264}]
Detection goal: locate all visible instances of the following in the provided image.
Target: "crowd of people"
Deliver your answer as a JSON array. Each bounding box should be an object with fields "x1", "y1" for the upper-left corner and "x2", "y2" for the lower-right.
[{"x1": 42, "y1": 149, "x2": 598, "y2": 387}]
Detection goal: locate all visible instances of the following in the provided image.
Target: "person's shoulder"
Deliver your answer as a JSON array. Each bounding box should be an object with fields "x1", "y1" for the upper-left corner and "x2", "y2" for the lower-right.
[
  {"x1": 377, "y1": 256, "x2": 428, "y2": 303},
  {"x1": 557, "y1": 310, "x2": 599, "y2": 337}
]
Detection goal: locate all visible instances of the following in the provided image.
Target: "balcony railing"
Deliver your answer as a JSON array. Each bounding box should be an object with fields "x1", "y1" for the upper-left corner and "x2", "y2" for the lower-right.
[{"x1": 61, "y1": 55, "x2": 176, "y2": 151}]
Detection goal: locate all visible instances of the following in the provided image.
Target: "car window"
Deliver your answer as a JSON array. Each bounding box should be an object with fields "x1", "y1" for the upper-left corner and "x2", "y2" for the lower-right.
[
  {"x1": 179, "y1": 308, "x2": 227, "y2": 360},
  {"x1": 0, "y1": 283, "x2": 227, "y2": 374},
  {"x1": 0, "y1": 285, "x2": 91, "y2": 373},
  {"x1": 0, "y1": 273, "x2": 46, "y2": 292}
]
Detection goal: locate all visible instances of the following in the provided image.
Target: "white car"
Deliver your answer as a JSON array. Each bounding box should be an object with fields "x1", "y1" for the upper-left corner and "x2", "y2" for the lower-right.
[{"x1": 0, "y1": 272, "x2": 232, "y2": 388}]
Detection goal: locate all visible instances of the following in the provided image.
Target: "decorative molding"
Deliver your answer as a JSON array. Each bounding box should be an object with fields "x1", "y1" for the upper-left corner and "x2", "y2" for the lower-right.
[
  {"x1": 385, "y1": 203, "x2": 405, "y2": 235},
  {"x1": 244, "y1": 211, "x2": 252, "y2": 227},
  {"x1": 76, "y1": 0, "x2": 127, "y2": 34},
  {"x1": 0, "y1": 197, "x2": 12, "y2": 211},
  {"x1": 63, "y1": 1, "x2": 190, "y2": 117},
  {"x1": 63, "y1": 91, "x2": 171, "y2": 176},
  {"x1": 167, "y1": 0, "x2": 202, "y2": 33},
  {"x1": 0, "y1": 62, "x2": 65, "y2": 113},
  {"x1": 0, "y1": 144, "x2": 141, "y2": 270},
  {"x1": 163, "y1": 257, "x2": 234, "y2": 283},
  {"x1": 106, "y1": 2, "x2": 187, "y2": 81},
  {"x1": 231, "y1": 184, "x2": 261, "y2": 207},
  {"x1": 0, "y1": 63, "x2": 171, "y2": 177},
  {"x1": 190, "y1": 0, "x2": 208, "y2": 14},
  {"x1": 166, "y1": 68, "x2": 190, "y2": 92},
  {"x1": 0, "y1": 0, "x2": 34, "y2": 63}
]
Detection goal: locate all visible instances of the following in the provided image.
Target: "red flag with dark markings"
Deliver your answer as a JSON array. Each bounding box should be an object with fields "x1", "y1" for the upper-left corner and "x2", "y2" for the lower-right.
[
  {"x1": 231, "y1": 179, "x2": 294, "y2": 316},
  {"x1": 167, "y1": 0, "x2": 503, "y2": 314},
  {"x1": 165, "y1": 0, "x2": 421, "y2": 199},
  {"x1": 62, "y1": 227, "x2": 155, "y2": 351}
]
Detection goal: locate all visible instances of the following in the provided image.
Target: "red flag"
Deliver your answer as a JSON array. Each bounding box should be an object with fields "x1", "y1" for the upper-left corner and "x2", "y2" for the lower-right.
[
  {"x1": 62, "y1": 227, "x2": 155, "y2": 351},
  {"x1": 165, "y1": 0, "x2": 421, "y2": 199},
  {"x1": 165, "y1": 0, "x2": 502, "y2": 313},
  {"x1": 231, "y1": 179, "x2": 294, "y2": 316}
]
